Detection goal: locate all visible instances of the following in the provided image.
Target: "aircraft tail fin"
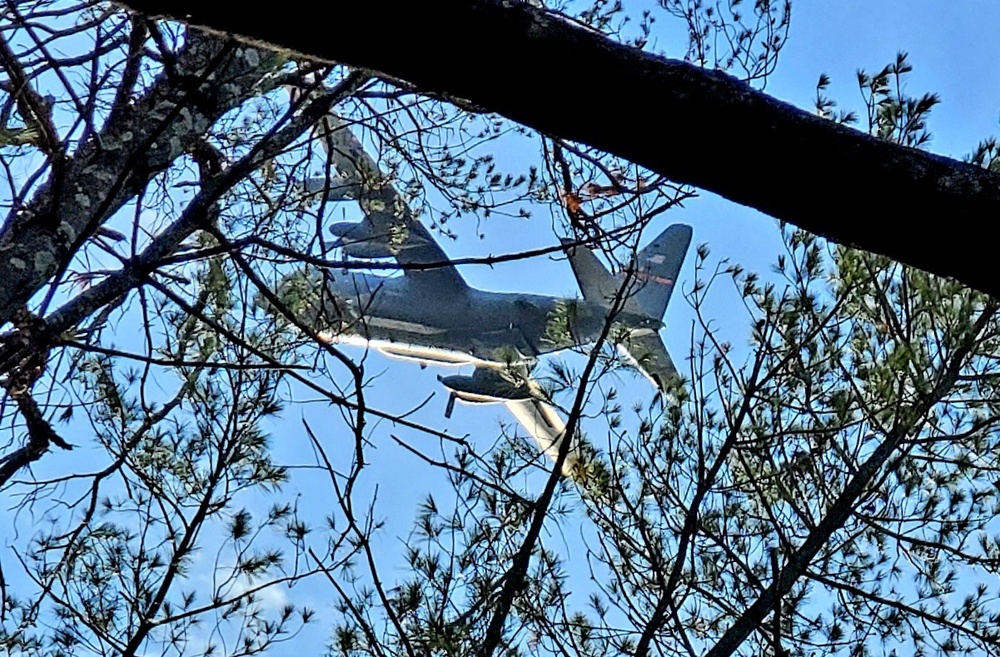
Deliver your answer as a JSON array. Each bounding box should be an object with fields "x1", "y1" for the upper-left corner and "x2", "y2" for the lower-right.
[
  {"x1": 631, "y1": 224, "x2": 692, "y2": 320},
  {"x1": 562, "y1": 224, "x2": 692, "y2": 320},
  {"x1": 560, "y1": 238, "x2": 621, "y2": 307}
]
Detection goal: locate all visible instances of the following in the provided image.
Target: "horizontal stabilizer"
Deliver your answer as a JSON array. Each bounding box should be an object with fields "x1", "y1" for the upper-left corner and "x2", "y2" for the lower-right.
[{"x1": 617, "y1": 331, "x2": 679, "y2": 392}]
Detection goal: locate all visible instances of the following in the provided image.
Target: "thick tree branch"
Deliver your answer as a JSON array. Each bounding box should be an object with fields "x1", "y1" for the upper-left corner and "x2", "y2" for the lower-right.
[
  {"x1": 0, "y1": 32, "x2": 281, "y2": 326},
  {"x1": 0, "y1": 77, "x2": 364, "y2": 483},
  {"x1": 0, "y1": 394, "x2": 72, "y2": 487},
  {"x1": 111, "y1": 0, "x2": 1000, "y2": 298},
  {"x1": 0, "y1": 33, "x2": 63, "y2": 160}
]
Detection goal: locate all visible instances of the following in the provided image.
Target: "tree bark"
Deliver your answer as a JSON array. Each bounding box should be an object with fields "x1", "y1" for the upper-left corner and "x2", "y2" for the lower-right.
[
  {"x1": 110, "y1": 0, "x2": 1000, "y2": 298},
  {"x1": 0, "y1": 33, "x2": 280, "y2": 326}
]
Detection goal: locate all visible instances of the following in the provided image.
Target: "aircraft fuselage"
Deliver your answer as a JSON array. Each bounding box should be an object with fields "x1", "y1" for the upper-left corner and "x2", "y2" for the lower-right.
[{"x1": 323, "y1": 271, "x2": 658, "y2": 366}]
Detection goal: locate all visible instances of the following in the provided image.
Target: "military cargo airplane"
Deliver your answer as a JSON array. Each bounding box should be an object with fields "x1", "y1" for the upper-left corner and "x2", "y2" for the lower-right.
[{"x1": 281, "y1": 112, "x2": 691, "y2": 482}]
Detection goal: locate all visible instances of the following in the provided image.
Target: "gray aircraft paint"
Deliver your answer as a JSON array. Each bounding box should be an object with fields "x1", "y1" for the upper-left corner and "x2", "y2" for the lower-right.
[{"x1": 275, "y1": 108, "x2": 692, "y2": 482}]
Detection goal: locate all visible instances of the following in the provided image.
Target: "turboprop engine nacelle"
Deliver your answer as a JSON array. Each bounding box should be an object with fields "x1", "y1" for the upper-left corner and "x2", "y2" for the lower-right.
[
  {"x1": 329, "y1": 222, "x2": 396, "y2": 259},
  {"x1": 438, "y1": 372, "x2": 534, "y2": 418},
  {"x1": 342, "y1": 241, "x2": 396, "y2": 259}
]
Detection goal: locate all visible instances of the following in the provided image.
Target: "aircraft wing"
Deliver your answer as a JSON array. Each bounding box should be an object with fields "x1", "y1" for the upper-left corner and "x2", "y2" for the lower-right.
[
  {"x1": 504, "y1": 398, "x2": 585, "y2": 483},
  {"x1": 314, "y1": 113, "x2": 468, "y2": 294},
  {"x1": 617, "y1": 330, "x2": 679, "y2": 393},
  {"x1": 438, "y1": 365, "x2": 586, "y2": 482}
]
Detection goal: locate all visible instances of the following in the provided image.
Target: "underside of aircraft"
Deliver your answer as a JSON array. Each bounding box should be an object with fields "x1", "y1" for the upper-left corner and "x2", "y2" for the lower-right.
[{"x1": 273, "y1": 105, "x2": 692, "y2": 484}]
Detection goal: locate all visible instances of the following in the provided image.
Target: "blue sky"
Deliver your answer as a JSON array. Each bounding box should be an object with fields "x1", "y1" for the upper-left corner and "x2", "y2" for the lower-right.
[
  {"x1": 254, "y1": 2, "x2": 1000, "y2": 649},
  {"x1": 382, "y1": 0, "x2": 1000, "y2": 463},
  {"x1": 7, "y1": 1, "x2": 1000, "y2": 653}
]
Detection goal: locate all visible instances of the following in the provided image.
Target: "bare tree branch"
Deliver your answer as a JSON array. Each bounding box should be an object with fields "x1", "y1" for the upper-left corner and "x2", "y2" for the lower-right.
[
  {"x1": 0, "y1": 31, "x2": 280, "y2": 326},
  {"x1": 110, "y1": 0, "x2": 1000, "y2": 298}
]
